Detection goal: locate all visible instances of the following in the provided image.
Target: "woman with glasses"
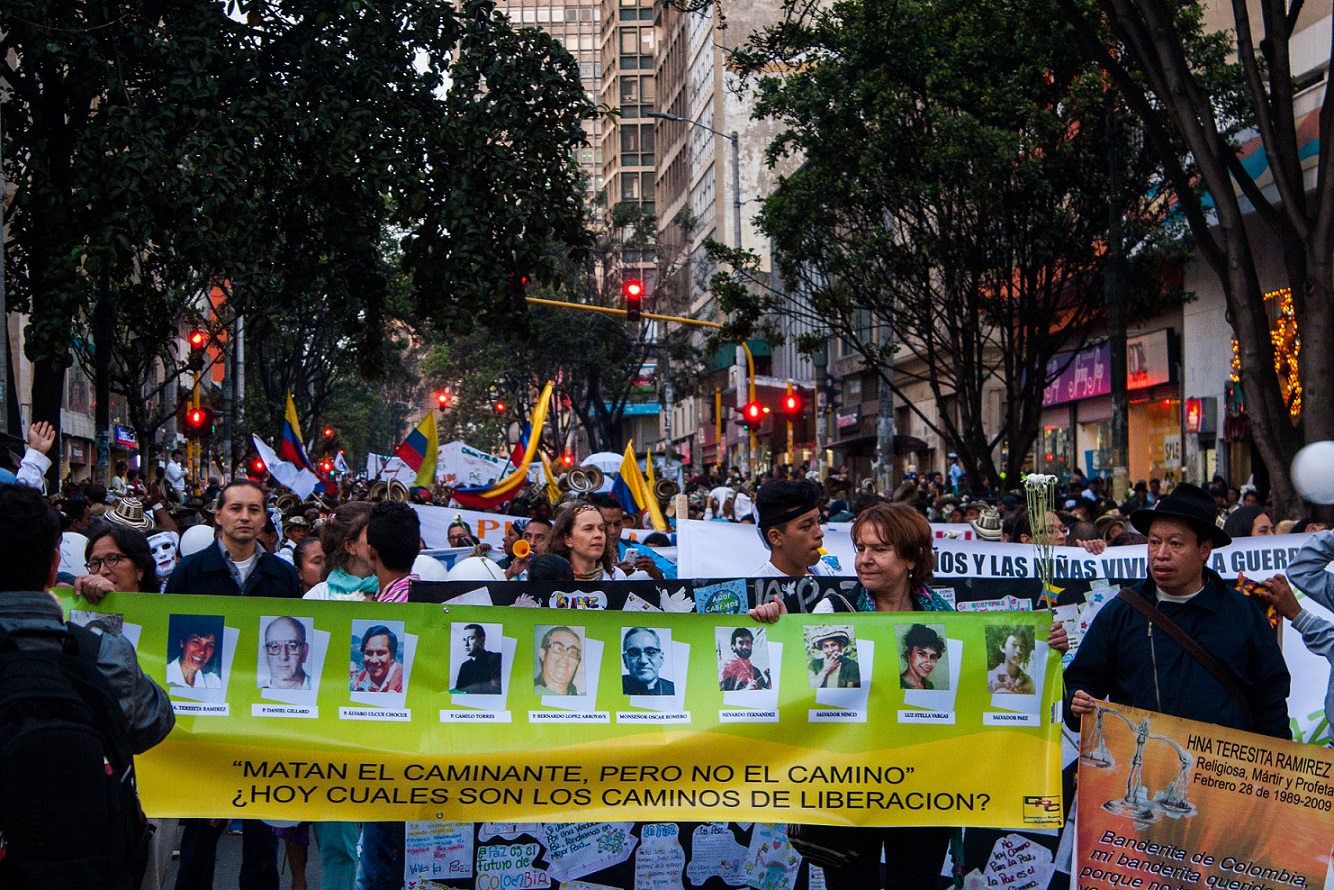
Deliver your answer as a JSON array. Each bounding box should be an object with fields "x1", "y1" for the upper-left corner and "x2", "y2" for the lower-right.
[
  {"x1": 74, "y1": 524, "x2": 159, "y2": 598},
  {"x1": 547, "y1": 503, "x2": 627, "y2": 582}
]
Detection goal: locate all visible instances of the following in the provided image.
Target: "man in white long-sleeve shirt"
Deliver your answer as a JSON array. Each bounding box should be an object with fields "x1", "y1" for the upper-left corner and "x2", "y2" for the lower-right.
[{"x1": 11, "y1": 421, "x2": 56, "y2": 491}]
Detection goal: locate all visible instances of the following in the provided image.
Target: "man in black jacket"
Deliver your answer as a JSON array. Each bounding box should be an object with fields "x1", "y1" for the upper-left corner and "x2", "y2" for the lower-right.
[
  {"x1": 1065, "y1": 482, "x2": 1291, "y2": 739},
  {"x1": 165, "y1": 479, "x2": 299, "y2": 890},
  {"x1": 165, "y1": 480, "x2": 301, "y2": 599}
]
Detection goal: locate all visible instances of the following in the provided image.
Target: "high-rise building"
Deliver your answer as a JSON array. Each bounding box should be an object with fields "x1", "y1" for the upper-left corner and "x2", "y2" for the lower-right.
[{"x1": 494, "y1": 0, "x2": 604, "y2": 196}]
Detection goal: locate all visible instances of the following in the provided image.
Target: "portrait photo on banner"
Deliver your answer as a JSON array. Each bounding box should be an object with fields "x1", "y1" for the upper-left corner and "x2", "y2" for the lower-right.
[
  {"x1": 804, "y1": 624, "x2": 861, "y2": 689},
  {"x1": 256, "y1": 615, "x2": 318, "y2": 691},
  {"x1": 984, "y1": 624, "x2": 1036, "y2": 695},
  {"x1": 619, "y1": 626, "x2": 675, "y2": 696},
  {"x1": 895, "y1": 622, "x2": 950, "y2": 692},
  {"x1": 451, "y1": 621, "x2": 504, "y2": 695},
  {"x1": 166, "y1": 613, "x2": 225, "y2": 691},
  {"x1": 534, "y1": 624, "x2": 587, "y2": 697},
  {"x1": 350, "y1": 618, "x2": 406, "y2": 694},
  {"x1": 716, "y1": 626, "x2": 772, "y2": 692}
]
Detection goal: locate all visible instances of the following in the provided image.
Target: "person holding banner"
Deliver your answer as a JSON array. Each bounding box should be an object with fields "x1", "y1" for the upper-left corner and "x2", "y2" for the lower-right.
[
  {"x1": 1065, "y1": 482, "x2": 1291, "y2": 738},
  {"x1": 751, "y1": 501, "x2": 957, "y2": 888},
  {"x1": 749, "y1": 479, "x2": 837, "y2": 578},
  {"x1": 548, "y1": 503, "x2": 627, "y2": 581}
]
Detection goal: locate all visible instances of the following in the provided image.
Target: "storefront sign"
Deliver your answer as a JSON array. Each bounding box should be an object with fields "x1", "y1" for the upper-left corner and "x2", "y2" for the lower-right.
[
  {"x1": 836, "y1": 408, "x2": 859, "y2": 429},
  {"x1": 114, "y1": 424, "x2": 138, "y2": 450},
  {"x1": 1044, "y1": 331, "x2": 1175, "y2": 407},
  {"x1": 1185, "y1": 398, "x2": 1204, "y2": 433}
]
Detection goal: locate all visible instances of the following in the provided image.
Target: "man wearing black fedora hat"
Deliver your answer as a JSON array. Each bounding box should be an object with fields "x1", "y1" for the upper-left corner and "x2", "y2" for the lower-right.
[{"x1": 1064, "y1": 482, "x2": 1291, "y2": 738}]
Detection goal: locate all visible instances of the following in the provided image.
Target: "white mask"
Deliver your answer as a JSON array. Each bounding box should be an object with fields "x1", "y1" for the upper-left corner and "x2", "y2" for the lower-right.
[{"x1": 148, "y1": 530, "x2": 180, "y2": 578}]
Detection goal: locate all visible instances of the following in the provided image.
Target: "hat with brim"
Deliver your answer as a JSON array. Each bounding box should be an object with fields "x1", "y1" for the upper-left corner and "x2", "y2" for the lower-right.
[
  {"x1": 970, "y1": 507, "x2": 1002, "y2": 542},
  {"x1": 1095, "y1": 510, "x2": 1126, "y2": 531},
  {"x1": 1129, "y1": 482, "x2": 1230, "y2": 548},
  {"x1": 812, "y1": 631, "x2": 850, "y2": 649},
  {"x1": 105, "y1": 496, "x2": 153, "y2": 531}
]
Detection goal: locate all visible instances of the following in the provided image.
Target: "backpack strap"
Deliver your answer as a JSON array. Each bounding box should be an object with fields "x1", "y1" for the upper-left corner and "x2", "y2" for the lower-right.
[{"x1": 1115, "y1": 587, "x2": 1255, "y2": 731}]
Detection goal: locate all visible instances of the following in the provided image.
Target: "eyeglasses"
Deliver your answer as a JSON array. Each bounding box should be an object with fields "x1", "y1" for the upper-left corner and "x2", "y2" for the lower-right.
[
  {"x1": 545, "y1": 641, "x2": 582, "y2": 660},
  {"x1": 624, "y1": 647, "x2": 661, "y2": 660},
  {"x1": 87, "y1": 553, "x2": 127, "y2": 573},
  {"x1": 265, "y1": 641, "x2": 304, "y2": 655}
]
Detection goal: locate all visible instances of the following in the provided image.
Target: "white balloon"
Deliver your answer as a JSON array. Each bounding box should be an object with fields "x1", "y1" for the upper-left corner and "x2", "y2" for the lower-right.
[
  {"x1": 1291, "y1": 440, "x2": 1334, "y2": 504},
  {"x1": 446, "y1": 556, "x2": 506, "y2": 581}
]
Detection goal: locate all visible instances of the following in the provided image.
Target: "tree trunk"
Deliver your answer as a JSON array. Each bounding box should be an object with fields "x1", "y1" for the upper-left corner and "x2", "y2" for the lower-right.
[{"x1": 30, "y1": 357, "x2": 65, "y2": 491}]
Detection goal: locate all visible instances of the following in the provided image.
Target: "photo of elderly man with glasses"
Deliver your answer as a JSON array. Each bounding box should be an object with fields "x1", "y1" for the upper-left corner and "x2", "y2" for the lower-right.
[
  {"x1": 259, "y1": 616, "x2": 313, "y2": 690},
  {"x1": 621, "y1": 626, "x2": 674, "y2": 696},
  {"x1": 534, "y1": 625, "x2": 585, "y2": 696}
]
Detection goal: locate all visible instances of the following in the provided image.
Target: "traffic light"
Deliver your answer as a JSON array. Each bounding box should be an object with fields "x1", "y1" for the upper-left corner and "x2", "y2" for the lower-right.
[
  {"x1": 186, "y1": 330, "x2": 207, "y2": 371},
  {"x1": 781, "y1": 392, "x2": 803, "y2": 418},
  {"x1": 248, "y1": 456, "x2": 267, "y2": 478},
  {"x1": 494, "y1": 401, "x2": 506, "y2": 414},
  {"x1": 319, "y1": 458, "x2": 334, "y2": 475},
  {"x1": 561, "y1": 453, "x2": 574, "y2": 467},
  {"x1": 323, "y1": 427, "x2": 335, "y2": 439},
  {"x1": 624, "y1": 279, "x2": 644, "y2": 323},
  {"x1": 183, "y1": 407, "x2": 209, "y2": 437},
  {"x1": 741, "y1": 401, "x2": 764, "y2": 428},
  {"x1": 436, "y1": 391, "x2": 452, "y2": 410}
]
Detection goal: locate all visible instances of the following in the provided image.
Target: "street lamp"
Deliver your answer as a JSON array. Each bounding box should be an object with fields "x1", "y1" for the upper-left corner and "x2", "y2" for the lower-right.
[
  {"x1": 645, "y1": 110, "x2": 753, "y2": 474},
  {"x1": 645, "y1": 111, "x2": 741, "y2": 253}
]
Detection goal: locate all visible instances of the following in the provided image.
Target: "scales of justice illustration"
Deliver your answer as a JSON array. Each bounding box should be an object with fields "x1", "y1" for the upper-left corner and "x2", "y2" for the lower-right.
[{"x1": 1081, "y1": 707, "x2": 1198, "y2": 824}]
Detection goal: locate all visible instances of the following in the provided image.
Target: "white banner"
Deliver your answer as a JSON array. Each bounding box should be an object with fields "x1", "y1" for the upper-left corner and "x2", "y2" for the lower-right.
[{"x1": 676, "y1": 519, "x2": 1316, "y2": 582}]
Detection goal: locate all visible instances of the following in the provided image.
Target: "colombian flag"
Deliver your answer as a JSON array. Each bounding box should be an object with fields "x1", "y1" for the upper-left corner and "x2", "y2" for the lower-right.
[
  {"x1": 395, "y1": 411, "x2": 438, "y2": 489},
  {"x1": 611, "y1": 442, "x2": 668, "y2": 532},
  {"x1": 279, "y1": 393, "x2": 314, "y2": 470},
  {"x1": 452, "y1": 382, "x2": 554, "y2": 510}
]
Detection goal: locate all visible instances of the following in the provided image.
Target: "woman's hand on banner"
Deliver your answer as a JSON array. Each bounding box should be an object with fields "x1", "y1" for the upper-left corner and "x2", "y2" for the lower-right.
[{"x1": 749, "y1": 596, "x2": 788, "y2": 624}]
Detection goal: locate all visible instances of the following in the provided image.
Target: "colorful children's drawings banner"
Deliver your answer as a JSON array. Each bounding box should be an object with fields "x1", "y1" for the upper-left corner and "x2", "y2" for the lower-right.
[
  {"x1": 1075, "y1": 703, "x2": 1334, "y2": 890},
  {"x1": 60, "y1": 593, "x2": 1063, "y2": 827}
]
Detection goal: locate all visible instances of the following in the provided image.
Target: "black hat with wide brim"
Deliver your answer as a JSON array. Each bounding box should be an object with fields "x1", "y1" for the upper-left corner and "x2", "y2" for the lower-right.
[{"x1": 1129, "y1": 482, "x2": 1231, "y2": 548}]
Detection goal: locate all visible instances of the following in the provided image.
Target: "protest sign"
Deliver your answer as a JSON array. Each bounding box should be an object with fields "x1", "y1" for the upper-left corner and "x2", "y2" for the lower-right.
[
  {"x1": 63, "y1": 593, "x2": 1063, "y2": 827},
  {"x1": 1076, "y1": 703, "x2": 1334, "y2": 890},
  {"x1": 676, "y1": 521, "x2": 1316, "y2": 583}
]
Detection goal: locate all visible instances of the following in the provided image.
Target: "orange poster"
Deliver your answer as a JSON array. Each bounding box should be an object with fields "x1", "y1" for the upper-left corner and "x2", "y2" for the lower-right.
[{"x1": 1076, "y1": 703, "x2": 1333, "y2": 890}]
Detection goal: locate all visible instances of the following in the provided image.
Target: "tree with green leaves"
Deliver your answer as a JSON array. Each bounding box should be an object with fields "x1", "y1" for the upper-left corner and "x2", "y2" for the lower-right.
[
  {"x1": 712, "y1": 0, "x2": 1183, "y2": 491},
  {"x1": 3, "y1": 0, "x2": 593, "y2": 484},
  {"x1": 1056, "y1": 0, "x2": 1333, "y2": 515}
]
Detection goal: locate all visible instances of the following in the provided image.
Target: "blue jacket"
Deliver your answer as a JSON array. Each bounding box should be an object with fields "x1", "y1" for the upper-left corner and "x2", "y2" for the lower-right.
[
  {"x1": 164, "y1": 540, "x2": 301, "y2": 599},
  {"x1": 1064, "y1": 568, "x2": 1291, "y2": 739}
]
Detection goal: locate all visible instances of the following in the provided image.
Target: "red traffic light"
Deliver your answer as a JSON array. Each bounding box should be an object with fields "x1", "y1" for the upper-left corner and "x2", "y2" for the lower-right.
[
  {"x1": 186, "y1": 408, "x2": 208, "y2": 428},
  {"x1": 323, "y1": 427, "x2": 334, "y2": 438},
  {"x1": 249, "y1": 457, "x2": 266, "y2": 476},
  {"x1": 624, "y1": 279, "x2": 644, "y2": 323},
  {"x1": 781, "y1": 393, "x2": 803, "y2": 416},
  {"x1": 742, "y1": 401, "x2": 764, "y2": 427},
  {"x1": 494, "y1": 401, "x2": 506, "y2": 414},
  {"x1": 188, "y1": 330, "x2": 207, "y2": 350},
  {"x1": 436, "y1": 391, "x2": 452, "y2": 409},
  {"x1": 320, "y1": 459, "x2": 334, "y2": 474},
  {"x1": 561, "y1": 453, "x2": 574, "y2": 467}
]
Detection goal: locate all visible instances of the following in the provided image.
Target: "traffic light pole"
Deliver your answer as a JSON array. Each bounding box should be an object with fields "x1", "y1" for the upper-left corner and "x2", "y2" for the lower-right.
[{"x1": 524, "y1": 296, "x2": 758, "y2": 472}]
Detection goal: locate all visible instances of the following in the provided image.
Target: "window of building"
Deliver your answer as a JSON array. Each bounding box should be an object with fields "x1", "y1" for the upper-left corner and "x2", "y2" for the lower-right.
[
  {"x1": 639, "y1": 28, "x2": 654, "y2": 53},
  {"x1": 620, "y1": 27, "x2": 638, "y2": 54},
  {"x1": 640, "y1": 76, "x2": 655, "y2": 104},
  {"x1": 621, "y1": 126, "x2": 641, "y2": 152},
  {"x1": 640, "y1": 123, "x2": 655, "y2": 152},
  {"x1": 622, "y1": 172, "x2": 641, "y2": 200},
  {"x1": 641, "y1": 172, "x2": 655, "y2": 201},
  {"x1": 621, "y1": 78, "x2": 639, "y2": 103}
]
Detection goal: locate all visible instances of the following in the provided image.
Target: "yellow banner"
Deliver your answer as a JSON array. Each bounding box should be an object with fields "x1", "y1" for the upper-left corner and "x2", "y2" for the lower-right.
[
  {"x1": 1077, "y1": 703, "x2": 1334, "y2": 890},
  {"x1": 62, "y1": 593, "x2": 1064, "y2": 826}
]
